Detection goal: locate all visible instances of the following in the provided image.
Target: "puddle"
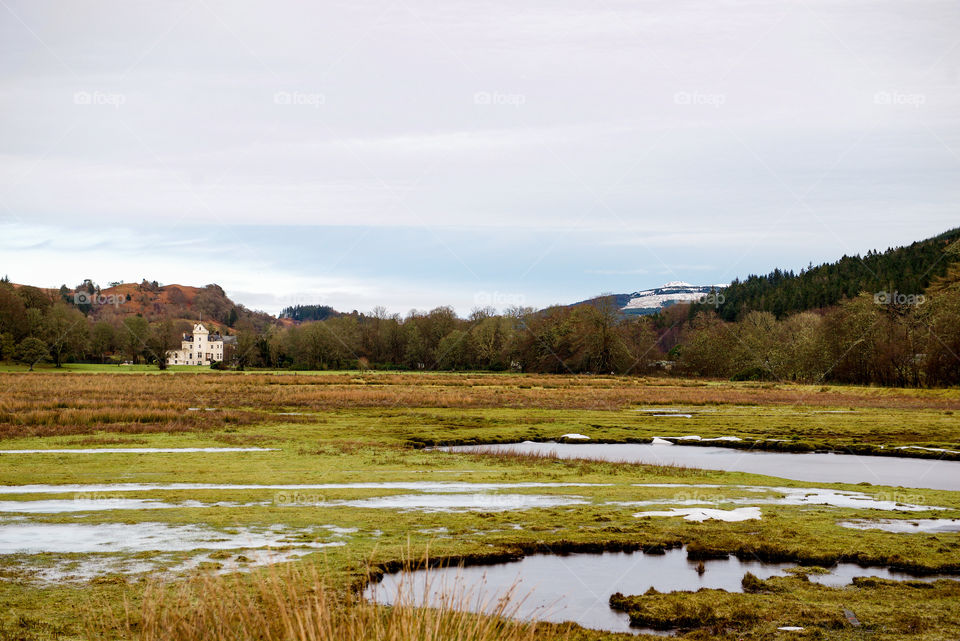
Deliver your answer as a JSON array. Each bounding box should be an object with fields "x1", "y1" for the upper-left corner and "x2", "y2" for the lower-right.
[
  {"x1": 3, "y1": 483, "x2": 938, "y2": 514},
  {"x1": 24, "y1": 556, "x2": 161, "y2": 583},
  {"x1": 18, "y1": 547, "x2": 325, "y2": 584},
  {"x1": 319, "y1": 493, "x2": 588, "y2": 512},
  {"x1": 417, "y1": 527, "x2": 449, "y2": 535},
  {"x1": 0, "y1": 481, "x2": 605, "y2": 495},
  {"x1": 839, "y1": 518, "x2": 960, "y2": 533},
  {"x1": 0, "y1": 499, "x2": 261, "y2": 513},
  {"x1": 0, "y1": 448, "x2": 277, "y2": 454},
  {"x1": 366, "y1": 547, "x2": 956, "y2": 635},
  {"x1": 0, "y1": 521, "x2": 354, "y2": 583},
  {"x1": 173, "y1": 548, "x2": 317, "y2": 575},
  {"x1": 0, "y1": 494, "x2": 589, "y2": 515},
  {"x1": 0, "y1": 522, "x2": 343, "y2": 554},
  {"x1": 633, "y1": 507, "x2": 762, "y2": 522},
  {"x1": 621, "y1": 485, "x2": 944, "y2": 512},
  {"x1": 0, "y1": 499, "x2": 177, "y2": 513},
  {"x1": 441, "y1": 443, "x2": 960, "y2": 491},
  {"x1": 322, "y1": 524, "x2": 359, "y2": 536}
]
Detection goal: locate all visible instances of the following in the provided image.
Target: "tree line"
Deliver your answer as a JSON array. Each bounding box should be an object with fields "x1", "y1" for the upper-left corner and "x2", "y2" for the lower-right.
[
  {"x1": 711, "y1": 228, "x2": 960, "y2": 321},
  {"x1": 249, "y1": 266, "x2": 960, "y2": 387},
  {"x1": 0, "y1": 282, "x2": 184, "y2": 370},
  {"x1": 257, "y1": 300, "x2": 660, "y2": 374},
  {"x1": 2, "y1": 258, "x2": 959, "y2": 386}
]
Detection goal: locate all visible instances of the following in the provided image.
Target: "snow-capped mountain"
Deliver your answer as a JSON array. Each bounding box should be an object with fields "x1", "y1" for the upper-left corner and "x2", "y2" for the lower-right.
[{"x1": 621, "y1": 281, "x2": 727, "y2": 315}]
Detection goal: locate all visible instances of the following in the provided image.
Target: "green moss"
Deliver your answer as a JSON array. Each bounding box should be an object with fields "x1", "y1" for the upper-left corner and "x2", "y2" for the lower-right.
[{"x1": 610, "y1": 576, "x2": 960, "y2": 639}]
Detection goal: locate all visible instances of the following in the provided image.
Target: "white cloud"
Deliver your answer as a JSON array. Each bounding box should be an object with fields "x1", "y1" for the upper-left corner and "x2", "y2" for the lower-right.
[{"x1": 1, "y1": 0, "x2": 958, "y2": 309}]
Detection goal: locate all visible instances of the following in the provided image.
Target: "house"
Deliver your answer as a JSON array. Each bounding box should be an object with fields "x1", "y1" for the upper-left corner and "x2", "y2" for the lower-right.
[{"x1": 166, "y1": 323, "x2": 236, "y2": 366}]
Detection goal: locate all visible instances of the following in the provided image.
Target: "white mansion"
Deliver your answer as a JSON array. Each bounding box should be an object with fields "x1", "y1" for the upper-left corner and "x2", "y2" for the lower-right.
[{"x1": 167, "y1": 323, "x2": 236, "y2": 366}]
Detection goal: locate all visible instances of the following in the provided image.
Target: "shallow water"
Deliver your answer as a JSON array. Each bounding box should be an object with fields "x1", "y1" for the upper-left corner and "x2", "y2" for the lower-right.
[
  {"x1": 323, "y1": 493, "x2": 588, "y2": 512},
  {"x1": 0, "y1": 498, "x2": 260, "y2": 513},
  {"x1": 0, "y1": 447, "x2": 277, "y2": 454},
  {"x1": 632, "y1": 506, "x2": 762, "y2": 521},
  {"x1": 620, "y1": 484, "x2": 944, "y2": 511},
  {"x1": 367, "y1": 548, "x2": 957, "y2": 634},
  {"x1": 0, "y1": 493, "x2": 585, "y2": 514},
  {"x1": 0, "y1": 498, "x2": 176, "y2": 513},
  {"x1": 1, "y1": 523, "x2": 360, "y2": 583},
  {"x1": 0, "y1": 480, "x2": 943, "y2": 515},
  {"x1": 443, "y1": 442, "x2": 960, "y2": 491},
  {"x1": 0, "y1": 481, "x2": 605, "y2": 495},
  {"x1": 839, "y1": 518, "x2": 960, "y2": 533},
  {"x1": 0, "y1": 522, "x2": 343, "y2": 554},
  {"x1": 0, "y1": 480, "x2": 941, "y2": 515}
]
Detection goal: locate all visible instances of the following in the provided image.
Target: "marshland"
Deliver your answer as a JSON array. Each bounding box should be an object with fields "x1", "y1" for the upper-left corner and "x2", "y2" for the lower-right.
[{"x1": 1, "y1": 371, "x2": 958, "y2": 640}]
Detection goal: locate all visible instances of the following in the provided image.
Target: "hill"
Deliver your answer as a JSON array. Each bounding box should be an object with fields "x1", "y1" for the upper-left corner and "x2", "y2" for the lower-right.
[
  {"x1": 572, "y1": 282, "x2": 726, "y2": 316},
  {"x1": 714, "y1": 227, "x2": 960, "y2": 320},
  {"x1": 2, "y1": 279, "x2": 290, "y2": 332},
  {"x1": 621, "y1": 282, "x2": 726, "y2": 315}
]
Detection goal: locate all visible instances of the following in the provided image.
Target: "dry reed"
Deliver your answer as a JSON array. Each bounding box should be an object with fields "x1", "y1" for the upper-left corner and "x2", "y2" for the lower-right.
[
  {"x1": 86, "y1": 562, "x2": 556, "y2": 641},
  {"x1": 3, "y1": 371, "x2": 958, "y2": 439}
]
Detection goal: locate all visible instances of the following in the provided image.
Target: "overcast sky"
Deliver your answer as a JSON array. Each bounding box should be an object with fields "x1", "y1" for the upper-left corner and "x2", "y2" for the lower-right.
[{"x1": 2, "y1": 0, "x2": 959, "y2": 315}]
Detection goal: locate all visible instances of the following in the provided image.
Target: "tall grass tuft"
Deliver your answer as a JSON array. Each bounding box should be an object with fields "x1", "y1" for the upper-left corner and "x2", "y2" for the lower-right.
[{"x1": 87, "y1": 563, "x2": 555, "y2": 641}]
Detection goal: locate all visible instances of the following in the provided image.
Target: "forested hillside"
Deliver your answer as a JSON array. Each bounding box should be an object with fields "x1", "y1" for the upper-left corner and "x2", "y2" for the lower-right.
[
  {"x1": 279, "y1": 305, "x2": 341, "y2": 322},
  {"x1": 0, "y1": 278, "x2": 281, "y2": 368},
  {"x1": 715, "y1": 227, "x2": 960, "y2": 320}
]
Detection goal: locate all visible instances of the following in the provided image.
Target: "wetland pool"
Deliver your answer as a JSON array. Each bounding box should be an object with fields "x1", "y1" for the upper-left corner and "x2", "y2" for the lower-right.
[
  {"x1": 441, "y1": 442, "x2": 960, "y2": 491},
  {"x1": 367, "y1": 547, "x2": 958, "y2": 635}
]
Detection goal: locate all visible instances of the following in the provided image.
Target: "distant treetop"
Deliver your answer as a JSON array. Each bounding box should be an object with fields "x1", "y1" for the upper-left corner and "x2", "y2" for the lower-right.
[
  {"x1": 714, "y1": 227, "x2": 960, "y2": 321},
  {"x1": 280, "y1": 304, "x2": 340, "y2": 322}
]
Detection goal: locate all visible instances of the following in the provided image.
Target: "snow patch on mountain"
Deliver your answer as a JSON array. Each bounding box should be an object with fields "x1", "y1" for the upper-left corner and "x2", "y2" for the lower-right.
[{"x1": 622, "y1": 282, "x2": 726, "y2": 313}]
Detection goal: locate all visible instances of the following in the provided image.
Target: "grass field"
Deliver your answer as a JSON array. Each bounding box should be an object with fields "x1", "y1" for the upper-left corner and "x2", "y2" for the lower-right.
[{"x1": 0, "y1": 371, "x2": 958, "y2": 640}]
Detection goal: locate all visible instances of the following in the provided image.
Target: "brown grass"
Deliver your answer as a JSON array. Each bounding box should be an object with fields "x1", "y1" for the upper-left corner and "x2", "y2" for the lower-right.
[
  {"x1": 86, "y1": 564, "x2": 555, "y2": 641},
  {"x1": 456, "y1": 447, "x2": 707, "y2": 477},
  {"x1": 2, "y1": 371, "x2": 959, "y2": 439}
]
